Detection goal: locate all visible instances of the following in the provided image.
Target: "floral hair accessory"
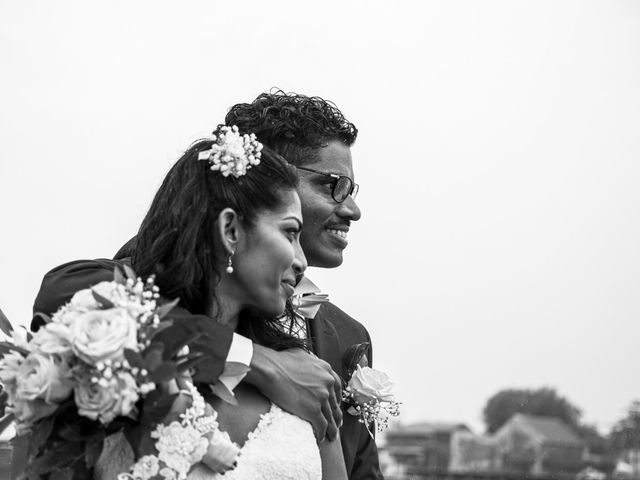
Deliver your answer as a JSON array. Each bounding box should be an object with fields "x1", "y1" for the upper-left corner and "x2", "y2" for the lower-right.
[{"x1": 197, "y1": 125, "x2": 263, "y2": 178}]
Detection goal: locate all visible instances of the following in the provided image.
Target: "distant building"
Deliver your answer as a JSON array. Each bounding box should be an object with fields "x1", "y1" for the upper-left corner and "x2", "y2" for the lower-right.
[
  {"x1": 493, "y1": 413, "x2": 586, "y2": 476},
  {"x1": 385, "y1": 422, "x2": 470, "y2": 470},
  {"x1": 449, "y1": 430, "x2": 501, "y2": 472}
]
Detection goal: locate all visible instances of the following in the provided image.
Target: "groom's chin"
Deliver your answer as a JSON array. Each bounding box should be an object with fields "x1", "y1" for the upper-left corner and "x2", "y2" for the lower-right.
[{"x1": 307, "y1": 249, "x2": 344, "y2": 269}]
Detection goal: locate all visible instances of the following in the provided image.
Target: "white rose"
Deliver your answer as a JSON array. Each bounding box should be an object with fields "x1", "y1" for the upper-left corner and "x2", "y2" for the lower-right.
[
  {"x1": 31, "y1": 322, "x2": 73, "y2": 356},
  {"x1": 0, "y1": 351, "x2": 25, "y2": 401},
  {"x1": 200, "y1": 429, "x2": 241, "y2": 473},
  {"x1": 11, "y1": 397, "x2": 59, "y2": 434},
  {"x1": 15, "y1": 352, "x2": 74, "y2": 404},
  {"x1": 71, "y1": 307, "x2": 138, "y2": 363},
  {"x1": 75, "y1": 371, "x2": 139, "y2": 424},
  {"x1": 129, "y1": 455, "x2": 160, "y2": 479},
  {"x1": 154, "y1": 422, "x2": 209, "y2": 476},
  {"x1": 0, "y1": 352, "x2": 70, "y2": 435},
  {"x1": 348, "y1": 366, "x2": 395, "y2": 404},
  {"x1": 69, "y1": 282, "x2": 128, "y2": 309},
  {"x1": 69, "y1": 288, "x2": 101, "y2": 310}
]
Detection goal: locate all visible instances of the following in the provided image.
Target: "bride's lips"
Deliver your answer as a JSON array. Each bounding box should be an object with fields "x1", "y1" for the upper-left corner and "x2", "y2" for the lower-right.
[{"x1": 325, "y1": 225, "x2": 349, "y2": 247}]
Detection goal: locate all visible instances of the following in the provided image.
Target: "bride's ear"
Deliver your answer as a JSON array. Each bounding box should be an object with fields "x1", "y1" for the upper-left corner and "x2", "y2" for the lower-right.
[{"x1": 216, "y1": 208, "x2": 242, "y2": 255}]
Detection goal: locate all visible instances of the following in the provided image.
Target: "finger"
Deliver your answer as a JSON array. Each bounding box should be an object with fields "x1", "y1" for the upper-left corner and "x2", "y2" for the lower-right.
[
  {"x1": 329, "y1": 370, "x2": 343, "y2": 429},
  {"x1": 328, "y1": 390, "x2": 343, "y2": 432},
  {"x1": 160, "y1": 378, "x2": 180, "y2": 395},
  {"x1": 312, "y1": 407, "x2": 328, "y2": 443},
  {"x1": 175, "y1": 369, "x2": 193, "y2": 391},
  {"x1": 322, "y1": 398, "x2": 338, "y2": 442}
]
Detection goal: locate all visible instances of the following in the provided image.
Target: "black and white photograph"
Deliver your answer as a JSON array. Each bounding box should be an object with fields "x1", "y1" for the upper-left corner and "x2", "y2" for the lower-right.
[{"x1": 1, "y1": 1, "x2": 639, "y2": 479}]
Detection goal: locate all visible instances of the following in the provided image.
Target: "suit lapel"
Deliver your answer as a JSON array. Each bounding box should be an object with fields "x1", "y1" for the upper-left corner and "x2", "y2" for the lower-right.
[{"x1": 308, "y1": 308, "x2": 344, "y2": 379}]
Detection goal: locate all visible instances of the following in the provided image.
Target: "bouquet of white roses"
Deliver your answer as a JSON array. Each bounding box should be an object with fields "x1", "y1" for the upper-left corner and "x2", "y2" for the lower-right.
[{"x1": 0, "y1": 266, "x2": 235, "y2": 479}]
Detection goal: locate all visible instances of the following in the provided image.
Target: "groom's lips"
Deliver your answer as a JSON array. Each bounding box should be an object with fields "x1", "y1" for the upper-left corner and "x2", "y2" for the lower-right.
[{"x1": 325, "y1": 225, "x2": 349, "y2": 247}]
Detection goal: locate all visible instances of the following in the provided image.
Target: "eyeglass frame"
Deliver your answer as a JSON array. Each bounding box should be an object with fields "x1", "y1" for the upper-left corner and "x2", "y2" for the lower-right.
[{"x1": 295, "y1": 166, "x2": 359, "y2": 203}]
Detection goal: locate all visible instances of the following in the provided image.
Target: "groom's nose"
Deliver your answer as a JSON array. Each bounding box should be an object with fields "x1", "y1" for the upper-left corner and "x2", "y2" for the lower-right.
[{"x1": 336, "y1": 194, "x2": 361, "y2": 222}]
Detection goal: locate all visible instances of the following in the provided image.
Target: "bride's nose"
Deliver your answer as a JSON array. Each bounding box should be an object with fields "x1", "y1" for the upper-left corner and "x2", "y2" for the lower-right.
[{"x1": 292, "y1": 241, "x2": 307, "y2": 275}]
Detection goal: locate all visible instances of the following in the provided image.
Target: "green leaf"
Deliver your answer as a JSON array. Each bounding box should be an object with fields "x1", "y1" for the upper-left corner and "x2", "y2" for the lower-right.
[
  {"x1": 28, "y1": 440, "x2": 83, "y2": 475},
  {"x1": 124, "y1": 348, "x2": 145, "y2": 369},
  {"x1": 28, "y1": 416, "x2": 55, "y2": 457},
  {"x1": 176, "y1": 354, "x2": 206, "y2": 374},
  {"x1": 57, "y1": 422, "x2": 84, "y2": 442},
  {"x1": 342, "y1": 342, "x2": 371, "y2": 378},
  {"x1": 149, "y1": 361, "x2": 177, "y2": 384},
  {"x1": 148, "y1": 320, "x2": 173, "y2": 340},
  {"x1": 0, "y1": 307, "x2": 14, "y2": 336},
  {"x1": 84, "y1": 431, "x2": 105, "y2": 468},
  {"x1": 143, "y1": 342, "x2": 165, "y2": 371},
  {"x1": 113, "y1": 266, "x2": 125, "y2": 285},
  {"x1": 156, "y1": 298, "x2": 179, "y2": 320},
  {"x1": 167, "y1": 332, "x2": 203, "y2": 359},
  {"x1": 123, "y1": 264, "x2": 137, "y2": 281},
  {"x1": 0, "y1": 341, "x2": 29, "y2": 358},
  {"x1": 140, "y1": 391, "x2": 178, "y2": 427},
  {"x1": 91, "y1": 290, "x2": 114, "y2": 309},
  {"x1": 209, "y1": 381, "x2": 238, "y2": 407},
  {"x1": 124, "y1": 348, "x2": 145, "y2": 368}
]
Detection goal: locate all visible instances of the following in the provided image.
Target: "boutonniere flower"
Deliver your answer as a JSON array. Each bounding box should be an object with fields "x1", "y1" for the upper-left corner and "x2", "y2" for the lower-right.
[{"x1": 341, "y1": 343, "x2": 400, "y2": 435}]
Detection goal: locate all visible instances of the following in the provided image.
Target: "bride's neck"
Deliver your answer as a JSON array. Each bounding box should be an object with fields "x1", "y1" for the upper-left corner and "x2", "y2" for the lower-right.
[{"x1": 208, "y1": 294, "x2": 241, "y2": 331}]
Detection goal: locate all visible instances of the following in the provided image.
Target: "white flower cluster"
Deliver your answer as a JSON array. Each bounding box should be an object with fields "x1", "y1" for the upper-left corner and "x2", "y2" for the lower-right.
[
  {"x1": 0, "y1": 275, "x2": 161, "y2": 432},
  {"x1": 342, "y1": 365, "x2": 401, "y2": 435},
  {"x1": 197, "y1": 125, "x2": 263, "y2": 178},
  {"x1": 119, "y1": 383, "x2": 240, "y2": 480}
]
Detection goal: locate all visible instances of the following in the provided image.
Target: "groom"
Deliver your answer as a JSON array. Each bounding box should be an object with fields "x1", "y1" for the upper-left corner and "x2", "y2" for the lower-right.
[
  {"x1": 28, "y1": 92, "x2": 381, "y2": 479},
  {"x1": 226, "y1": 90, "x2": 383, "y2": 480}
]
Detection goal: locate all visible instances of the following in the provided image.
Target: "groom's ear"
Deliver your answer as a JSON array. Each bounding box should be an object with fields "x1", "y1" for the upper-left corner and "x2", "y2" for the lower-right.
[{"x1": 216, "y1": 208, "x2": 241, "y2": 255}]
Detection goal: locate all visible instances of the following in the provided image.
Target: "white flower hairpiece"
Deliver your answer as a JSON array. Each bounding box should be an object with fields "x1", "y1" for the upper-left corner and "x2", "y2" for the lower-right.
[{"x1": 197, "y1": 125, "x2": 263, "y2": 178}]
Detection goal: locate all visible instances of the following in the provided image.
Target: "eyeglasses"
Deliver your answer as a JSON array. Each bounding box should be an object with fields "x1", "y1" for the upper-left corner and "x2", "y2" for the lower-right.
[{"x1": 296, "y1": 166, "x2": 359, "y2": 203}]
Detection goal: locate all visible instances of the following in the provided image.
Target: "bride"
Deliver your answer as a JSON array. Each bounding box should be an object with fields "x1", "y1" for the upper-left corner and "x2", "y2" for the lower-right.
[{"x1": 98, "y1": 126, "x2": 347, "y2": 480}]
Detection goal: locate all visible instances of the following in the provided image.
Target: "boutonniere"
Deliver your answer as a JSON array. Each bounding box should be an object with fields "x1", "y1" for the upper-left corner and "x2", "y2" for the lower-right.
[{"x1": 341, "y1": 343, "x2": 400, "y2": 436}]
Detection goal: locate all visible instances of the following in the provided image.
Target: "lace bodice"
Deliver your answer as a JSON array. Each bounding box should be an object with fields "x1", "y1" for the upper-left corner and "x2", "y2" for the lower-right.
[
  {"x1": 189, "y1": 404, "x2": 321, "y2": 480},
  {"x1": 96, "y1": 404, "x2": 320, "y2": 480}
]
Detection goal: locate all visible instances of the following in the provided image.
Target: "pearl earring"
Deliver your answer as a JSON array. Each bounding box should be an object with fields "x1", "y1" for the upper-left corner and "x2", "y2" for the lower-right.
[{"x1": 226, "y1": 253, "x2": 234, "y2": 274}]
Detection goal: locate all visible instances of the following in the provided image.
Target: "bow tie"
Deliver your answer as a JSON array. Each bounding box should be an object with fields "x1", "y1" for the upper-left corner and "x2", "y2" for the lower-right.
[{"x1": 291, "y1": 277, "x2": 329, "y2": 319}]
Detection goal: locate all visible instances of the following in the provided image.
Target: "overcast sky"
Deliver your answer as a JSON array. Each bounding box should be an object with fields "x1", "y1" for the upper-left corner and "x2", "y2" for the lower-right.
[{"x1": 1, "y1": 0, "x2": 639, "y2": 435}]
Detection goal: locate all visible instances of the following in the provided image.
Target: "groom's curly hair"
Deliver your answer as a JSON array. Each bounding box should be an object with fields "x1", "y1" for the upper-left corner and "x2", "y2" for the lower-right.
[{"x1": 225, "y1": 89, "x2": 358, "y2": 165}]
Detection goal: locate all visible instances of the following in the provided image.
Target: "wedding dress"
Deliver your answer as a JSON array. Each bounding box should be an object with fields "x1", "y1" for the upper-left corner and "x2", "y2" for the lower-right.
[
  {"x1": 96, "y1": 404, "x2": 321, "y2": 480},
  {"x1": 189, "y1": 404, "x2": 321, "y2": 480}
]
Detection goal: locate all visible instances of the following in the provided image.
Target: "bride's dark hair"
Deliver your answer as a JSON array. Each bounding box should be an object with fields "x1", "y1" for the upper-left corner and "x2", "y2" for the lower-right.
[{"x1": 133, "y1": 137, "x2": 305, "y2": 350}]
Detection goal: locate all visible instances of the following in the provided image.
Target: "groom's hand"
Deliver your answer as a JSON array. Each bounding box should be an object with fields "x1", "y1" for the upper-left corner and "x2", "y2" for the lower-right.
[{"x1": 245, "y1": 346, "x2": 343, "y2": 443}]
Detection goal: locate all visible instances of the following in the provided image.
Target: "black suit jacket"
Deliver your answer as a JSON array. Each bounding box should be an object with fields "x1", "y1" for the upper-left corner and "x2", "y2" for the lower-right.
[{"x1": 310, "y1": 302, "x2": 384, "y2": 480}]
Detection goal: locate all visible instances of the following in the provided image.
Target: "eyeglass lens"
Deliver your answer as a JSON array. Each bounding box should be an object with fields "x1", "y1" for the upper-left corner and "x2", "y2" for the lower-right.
[{"x1": 334, "y1": 176, "x2": 357, "y2": 202}]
